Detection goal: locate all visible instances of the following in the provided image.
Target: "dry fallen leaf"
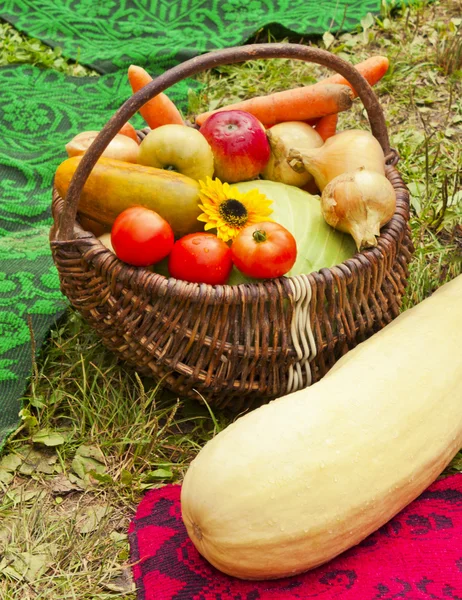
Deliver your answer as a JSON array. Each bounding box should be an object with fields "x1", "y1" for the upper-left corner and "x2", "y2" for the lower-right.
[
  {"x1": 6, "y1": 487, "x2": 46, "y2": 505},
  {"x1": 71, "y1": 444, "x2": 107, "y2": 484},
  {"x1": 0, "y1": 469, "x2": 13, "y2": 485},
  {"x1": 0, "y1": 550, "x2": 50, "y2": 582},
  {"x1": 76, "y1": 505, "x2": 110, "y2": 534},
  {"x1": 102, "y1": 566, "x2": 136, "y2": 593},
  {"x1": 76, "y1": 444, "x2": 105, "y2": 463},
  {"x1": 18, "y1": 447, "x2": 59, "y2": 476},
  {"x1": 50, "y1": 474, "x2": 83, "y2": 495},
  {"x1": 0, "y1": 453, "x2": 23, "y2": 472}
]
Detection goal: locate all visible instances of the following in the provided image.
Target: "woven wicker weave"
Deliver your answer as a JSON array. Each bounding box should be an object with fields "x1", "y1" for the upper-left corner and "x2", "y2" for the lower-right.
[{"x1": 50, "y1": 44, "x2": 413, "y2": 411}]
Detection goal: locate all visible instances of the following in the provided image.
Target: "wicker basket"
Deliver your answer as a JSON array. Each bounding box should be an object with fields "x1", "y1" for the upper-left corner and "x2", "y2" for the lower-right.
[{"x1": 50, "y1": 44, "x2": 413, "y2": 412}]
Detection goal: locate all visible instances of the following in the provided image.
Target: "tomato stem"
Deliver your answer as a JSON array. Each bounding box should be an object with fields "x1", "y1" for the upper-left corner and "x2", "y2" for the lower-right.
[{"x1": 252, "y1": 229, "x2": 267, "y2": 244}]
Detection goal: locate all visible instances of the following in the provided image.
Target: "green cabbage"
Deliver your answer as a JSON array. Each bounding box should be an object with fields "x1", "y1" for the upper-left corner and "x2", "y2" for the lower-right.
[{"x1": 228, "y1": 180, "x2": 356, "y2": 284}]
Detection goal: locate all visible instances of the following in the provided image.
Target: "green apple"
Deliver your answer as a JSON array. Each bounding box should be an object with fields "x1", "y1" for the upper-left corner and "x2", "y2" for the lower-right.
[{"x1": 138, "y1": 124, "x2": 214, "y2": 181}]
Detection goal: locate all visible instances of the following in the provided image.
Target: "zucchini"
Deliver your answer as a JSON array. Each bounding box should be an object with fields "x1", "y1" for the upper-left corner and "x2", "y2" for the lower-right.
[
  {"x1": 181, "y1": 275, "x2": 462, "y2": 580},
  {"x1": 54, "y1": 156, "x2": 203, "y2": 238}
]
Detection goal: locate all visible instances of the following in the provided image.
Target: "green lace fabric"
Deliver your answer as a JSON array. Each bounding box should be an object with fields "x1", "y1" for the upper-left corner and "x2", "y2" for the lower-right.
[
  {"x1": 1, "y1": 0, "x2": 384, "y2": 74},
  {"x1": 0, "y1": 0, "x2": 402, "y2": 449}
]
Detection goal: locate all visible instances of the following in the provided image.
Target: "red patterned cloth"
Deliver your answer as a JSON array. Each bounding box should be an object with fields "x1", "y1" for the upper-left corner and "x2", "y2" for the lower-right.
[{"x1": 129, "y1": 475, "x2": 462, "y2": 600}]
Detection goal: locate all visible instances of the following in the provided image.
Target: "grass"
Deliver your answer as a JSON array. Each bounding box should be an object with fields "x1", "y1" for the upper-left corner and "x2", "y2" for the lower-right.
[
  {"x1": 1, "y1": 1, "x2": 461, "y2": 597},
  {"x1": 0, "y1": 21, "x2": 97, "y2": 76}
]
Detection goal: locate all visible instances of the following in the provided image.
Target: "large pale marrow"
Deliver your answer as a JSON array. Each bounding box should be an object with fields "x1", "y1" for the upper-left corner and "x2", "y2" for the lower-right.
[
  {"x1": 181, "y1": 275, "x2": 462, "y2": 580},
  {"x1": 54, "y1": 156, "x2": 202, "y2": 238}
]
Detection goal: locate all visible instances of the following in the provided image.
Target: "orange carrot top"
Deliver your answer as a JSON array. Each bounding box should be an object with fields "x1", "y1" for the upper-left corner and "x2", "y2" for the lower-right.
[
  {"x1": 322, "y1": 55, "x2": 389, "y2": 98},
  {"x1": 314, "y1": 113, "x2": 338, "y2": 141},
  {"x1": 128, "y1": 65, "x2": 184, "y2": 129}
]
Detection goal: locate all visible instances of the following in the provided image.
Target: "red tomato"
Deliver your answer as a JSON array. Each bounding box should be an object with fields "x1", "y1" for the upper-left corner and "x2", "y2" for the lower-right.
[
  {"x1": 231, "y1": 221, "x2": 297, "y2": 279},
  {"x1": 111, "y1": 206, "x2": 174, "y2": 267},
  {"x1": 168, "y1": 233, "x2": 232, "y2": 285}
]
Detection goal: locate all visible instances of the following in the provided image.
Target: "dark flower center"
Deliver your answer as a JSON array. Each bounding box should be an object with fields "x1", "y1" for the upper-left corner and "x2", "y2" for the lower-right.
[{"x1": 219, "y1": 199, "x2": 248, "y2": 226}]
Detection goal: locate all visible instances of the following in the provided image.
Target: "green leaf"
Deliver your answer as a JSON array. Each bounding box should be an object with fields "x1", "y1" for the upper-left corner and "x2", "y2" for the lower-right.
[
  {"x1": 109, "y1": 531, "x2": 128, "y2": 543},
  {"x1": 6, "y1": 488, "x2": 45, "y2": 505},
  {"x1": 360, "y1": 12, "x2": 375, "y2": 31},
  {"x1": 35, "y1": 455, "x2": 58, "y2": 474},
  {"x1": 29, "y1": 395, "x2": 47, "y2": 409},
  {"x1": 0, "y1": 470, "x2": 13, "y2": 485},
  {"x1": 120, "y1": 469, "x2": 133, "y2": 486},
  {"x1": 19, "y1": 408, "x2": 38, "y2": 430},
  {"x1": 75, "y1": 444, "x2": 105, "y2": 463},
  {"x1": 71, "y1": 444, "x2": 106, "y2": 484},
  {"x1": 0, "y1": 453, "x2": 22, "y2": 472},
  {"x1": 72, "y1": 455, "x2": 105, "y2": 480},
  {"x1": 89, "y1": 471, "x2": 113, "y2": 484},
  {"x1": 76, "y1": 505, "x2": 109, "y2": 534},
  {"x1": 407, "y1": 182, "x2": 423, "y2": 215},
  {"x1": 17, "y1": 448, "x2": 58, "y2": 476},
  {"x1": 143, "y1": 468, "x2": 173, "y2": 482},
  {"x1": 4, "y1": 551, "x2": 50, "y2": 582},
  {"x1": 0, "y1": 526, "x2": 10, "y2": 549},
  {"x1": 322, "y1": 31, "x2": 335, "y2": 50},
  {"x1": 68, "y1": 472, "x2": 87, "y2": 489},
  {"x1": 32, "y1": 429, "x2": 65, "y2": 446},
  {"x1": 382, "y1": 17, "x2": 392, "y2": 29}
]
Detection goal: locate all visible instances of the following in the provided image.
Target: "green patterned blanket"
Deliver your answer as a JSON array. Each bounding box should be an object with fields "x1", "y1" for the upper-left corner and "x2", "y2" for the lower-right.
[
  {"x1": 0, "y1": 0, "x2": 394, "y2": 449},
  {"x1": 1, "y1": 0, "x2": 384, "y2": 74}
]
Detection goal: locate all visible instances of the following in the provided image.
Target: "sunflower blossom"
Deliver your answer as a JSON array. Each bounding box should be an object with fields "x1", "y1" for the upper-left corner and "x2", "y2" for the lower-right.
[{"x1": 197, "y1": 177, "x2": 273, "y2": 242}]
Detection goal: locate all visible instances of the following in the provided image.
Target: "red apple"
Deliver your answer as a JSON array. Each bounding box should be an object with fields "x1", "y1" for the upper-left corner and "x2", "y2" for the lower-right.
[{"x1": 199, "y1": 110, "x2": 270, "y2": 183}]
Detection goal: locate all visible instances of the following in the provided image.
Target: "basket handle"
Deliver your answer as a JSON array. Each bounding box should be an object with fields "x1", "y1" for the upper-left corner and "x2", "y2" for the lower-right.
[{"x1": 56, "y1": 43, "x2": 394, "y2": 241}]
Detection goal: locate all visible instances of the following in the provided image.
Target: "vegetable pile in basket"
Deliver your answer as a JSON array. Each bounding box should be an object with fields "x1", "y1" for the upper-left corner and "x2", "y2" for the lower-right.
[{"x1": 55, "y1": 56, "x2": 396, "y2": 285}]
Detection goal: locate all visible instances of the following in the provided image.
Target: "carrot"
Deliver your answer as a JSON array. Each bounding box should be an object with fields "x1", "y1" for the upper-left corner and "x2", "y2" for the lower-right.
[
  {"x1": 196, "y1": 55, "x2": 389, "y2": 127},
  {"x1": 118, "y1": 122, "x2": 139, "y2": 144},
  {"x1": 196, "y1": 83, "x2": 353, "y2": 128},
  {"x1": 305, "y1": 118, "x2": 319, "y2": 127},
  {"x1": 322, "y1": 56, "x2": 389, "y2": 99},
  {"x1": 128, "y1": 65, "x2": 184, "y2": 129},
  {"x1": 314, "y1": 113, "x2": 338, "y2": 141}
]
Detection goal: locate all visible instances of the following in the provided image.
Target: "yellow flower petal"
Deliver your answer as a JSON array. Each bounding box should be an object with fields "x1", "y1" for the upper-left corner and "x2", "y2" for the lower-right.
[{"x1": 196, "y1": 177, "x2": 273, "y2": 241}]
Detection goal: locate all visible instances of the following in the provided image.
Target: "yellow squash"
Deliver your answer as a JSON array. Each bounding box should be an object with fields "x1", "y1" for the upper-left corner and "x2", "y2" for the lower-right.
[
  {"x1": 181, "y1": 275, "x2": 462, "y2": 580},
  {"x1": 54, "y1": 156, "x2": 203, "y2": 238}
]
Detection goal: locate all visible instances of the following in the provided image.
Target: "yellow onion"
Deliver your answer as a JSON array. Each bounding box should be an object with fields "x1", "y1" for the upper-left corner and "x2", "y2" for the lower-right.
[
  {"x1": 261, "y1": 122, "x2": 323, "y2": 187},
  {"x1": 321, "y1": 167, "x2": 396, "y2": 250},
  {"x1": 66, "y1": 131, "x2": 140, "y2": 163},
  {"x1": 288, "y1": 129, "x2": 385, "y2": 192}
]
